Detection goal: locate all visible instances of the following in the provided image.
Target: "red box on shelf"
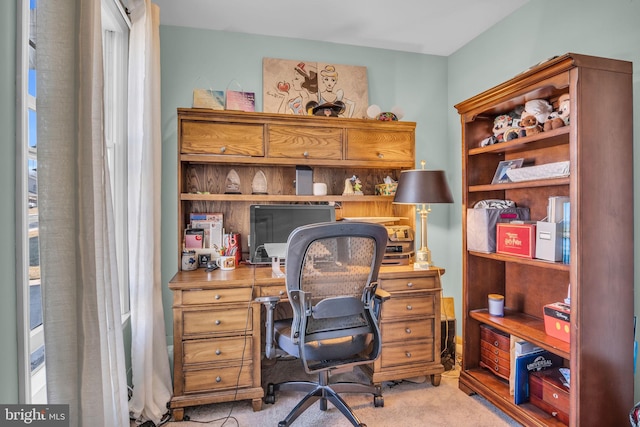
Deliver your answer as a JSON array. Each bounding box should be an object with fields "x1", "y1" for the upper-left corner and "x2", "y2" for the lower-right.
[
  {"x1": 543, "y1": 302, "x2": 571, "y2": 343},
  {"x1": 496, "y1": 222, "x2": 536, "y2": 258}
]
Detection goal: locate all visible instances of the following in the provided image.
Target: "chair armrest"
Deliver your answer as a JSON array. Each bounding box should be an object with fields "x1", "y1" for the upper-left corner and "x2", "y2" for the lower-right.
[{"x1": 374, "y1": 288, "x2": 391, "y2": 302}]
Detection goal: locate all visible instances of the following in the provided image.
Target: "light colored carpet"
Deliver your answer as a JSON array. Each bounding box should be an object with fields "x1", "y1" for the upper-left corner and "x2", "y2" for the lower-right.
[{"x1": 163, "y1": 358, "x2": 521, "y2": 427}]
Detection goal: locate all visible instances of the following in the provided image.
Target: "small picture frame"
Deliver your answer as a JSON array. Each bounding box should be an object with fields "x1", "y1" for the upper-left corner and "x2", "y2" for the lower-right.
[
  {"x1": 492, "y1": 159, "x2": 524, "y2": 184},
  {"x1": 198, "y1": 252, "x2": 212, "y2": 268}
]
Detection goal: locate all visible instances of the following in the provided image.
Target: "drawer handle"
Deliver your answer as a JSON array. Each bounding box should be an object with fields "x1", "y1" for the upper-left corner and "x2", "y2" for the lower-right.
[
  {"x1": 553, "y1": 393, "x2": 559, "y2": 400},
  {"x1": 494, "y1": 366, "x2": 499, "y2": 372},
  {"x1": 215, "y1": 294, "x2": 221, "y2": 300},
  {"x1": 279, "y1": 290, "x2": 285, "y2": 295},
  {"x1": 552, "y1": 411, "x2": 558, "y2": 417},
  {"x1": 378, "y1": 153, "x2": 384, "y2": 159},
  {"x1": 493, "y1": 340, "x2": 499, "y2": 347},
  {"x1": 215, "y1": 349, "x2": 221, "y2": 356},
  {"x1": 215, "y1": 320, "x2": 221, "y2": 325},
  {"x1": 406, "y1": 282, "x2": 414, "y2": 288},
  {"x1": 405, "y1": 351, "x2": 412, "y2": 358},
  {"x1": 493, "y1": 349, "x2": 499, "y2": 355},
  {"x1": 303, "y1": 151, "x2": 309, "y2": 158},
  {"x1": 406, "y1": 305, "x2": 412, "y2": 311},
  {"x1": 405, "y1": 328, "x2": 411, "y2": 334},
  {"x1": 216, "y1": 376, "x2": 222, "y2": 383},
  {"x1": 494, "y1": 357, "x2": 498, "y2": 363},
  {"x1": 220, "y1": 146, "x2": 226, "y2": 153}
]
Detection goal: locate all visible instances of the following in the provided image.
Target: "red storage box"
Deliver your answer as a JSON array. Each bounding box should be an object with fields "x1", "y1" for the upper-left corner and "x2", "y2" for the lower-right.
[
  {"x1": 496, "y1": 222, "x2": 536, "y2": 258},
  {"x1": 529, "y1": 368, "x2": 570, "y2": 424},
  {"x1": 543, "y1": 302, "x2": 570, "y2": 343}
]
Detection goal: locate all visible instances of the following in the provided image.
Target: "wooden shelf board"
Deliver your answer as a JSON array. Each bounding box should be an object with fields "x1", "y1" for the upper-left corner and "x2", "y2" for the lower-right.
[
  {"x1": 469, "y1": 177, "x2": 569, "y2": 192},
  {"x1": 468, "y1": 126, "x2": 569, "y2": 156},
  {"x1": 469, "y1": 251, "x2": 570, "y2": 272},
  {"x1": 180, "y1": 193, "x2": 394, "y2": 203},
  {"x1": 459, "y1": 368, "x2": 567, "y2": 427},
  {"x1": 469, "y1": 309, "x2": 570, "y2": 359}
]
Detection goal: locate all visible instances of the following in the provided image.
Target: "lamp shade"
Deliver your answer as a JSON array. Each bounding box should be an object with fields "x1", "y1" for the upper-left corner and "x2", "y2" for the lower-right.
[{"x1": 393, "y1": 169, "x2": 454, "y2": 205}]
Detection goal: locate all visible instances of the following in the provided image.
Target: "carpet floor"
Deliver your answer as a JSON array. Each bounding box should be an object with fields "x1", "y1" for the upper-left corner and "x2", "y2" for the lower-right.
[{"x1": 161, "y1": 358, "x2": 521, "y2": 427}]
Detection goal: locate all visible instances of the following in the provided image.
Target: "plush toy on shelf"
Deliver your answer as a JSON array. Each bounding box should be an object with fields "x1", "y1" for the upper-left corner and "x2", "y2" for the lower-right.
[
  {"x1": 520, "y1": 114, "x2": 543, "y2": 136},
  {"x1": 544, "y1": 94, "x2": 570, "y2": 131}
]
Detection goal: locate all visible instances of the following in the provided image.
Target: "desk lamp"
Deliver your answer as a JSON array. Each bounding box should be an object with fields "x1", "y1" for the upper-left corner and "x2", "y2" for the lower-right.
[{"x1": 393, "y1": 161, "x2": 453, "y2": 270}]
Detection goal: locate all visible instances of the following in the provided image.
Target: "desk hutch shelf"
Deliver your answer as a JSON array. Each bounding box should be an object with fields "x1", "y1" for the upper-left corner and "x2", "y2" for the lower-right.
[{"x1": 455, "y1": 53, "x2": 634, "y2": 426}]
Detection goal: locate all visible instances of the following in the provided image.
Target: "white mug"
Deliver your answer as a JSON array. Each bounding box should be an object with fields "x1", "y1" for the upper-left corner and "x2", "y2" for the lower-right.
[
  {"x1": 488, "y1": 294, "x2": 505, "y2": 317},
  {"x1": 313, "y1": 182, "x2": 328, "y2": 196},
  {"x1": 216, "y1": 255, "x2": 236, "y2": 271}
]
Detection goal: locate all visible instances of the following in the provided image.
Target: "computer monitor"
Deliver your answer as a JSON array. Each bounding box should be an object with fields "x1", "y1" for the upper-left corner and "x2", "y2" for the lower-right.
[{"x1": 249, "y1": 204, "x2": 336, "y2": 264}]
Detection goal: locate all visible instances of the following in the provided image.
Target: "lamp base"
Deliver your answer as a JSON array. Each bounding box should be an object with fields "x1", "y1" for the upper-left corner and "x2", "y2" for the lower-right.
[{"x1": 413, "y1": 248, "x2": 432, "y2": 270}]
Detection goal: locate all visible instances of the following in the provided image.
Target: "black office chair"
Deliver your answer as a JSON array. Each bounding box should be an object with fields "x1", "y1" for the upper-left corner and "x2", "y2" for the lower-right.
[{"x1": 257, "y1": 221, "x2": 389, "y2": 427}]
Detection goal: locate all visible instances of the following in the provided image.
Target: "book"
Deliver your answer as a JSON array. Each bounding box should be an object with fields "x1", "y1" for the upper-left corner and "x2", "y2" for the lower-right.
[
  {"x1": 562, "y1": 202, "x2": 570, "y2": 264},
  {"x1": 184, "y1": 228, "x2": 205, "y2": 249},
  {"x1": 225, "y1": 90, "x2": 255, "y2": 112},
  {"x1": 192, "y1": 89, "x2": 224, "y2": 110},
  {"x1": 513, "y1": 350, "x2": 564, "y2": 404},
  {"x1": 190, "y1": 212, "x2": 224, "y2": 252}
]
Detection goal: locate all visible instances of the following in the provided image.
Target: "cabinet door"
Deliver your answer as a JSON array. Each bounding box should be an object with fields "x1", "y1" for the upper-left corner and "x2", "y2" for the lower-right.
[
  {"x1": 346, "y1": 128, "x2": 413, "y2": 162},
  {"x1": 268, "y1": 125, "x2": 342, "y2": 160},
  {"x1": 181, "y1": 120, "x2": 264, "y2": 156}
]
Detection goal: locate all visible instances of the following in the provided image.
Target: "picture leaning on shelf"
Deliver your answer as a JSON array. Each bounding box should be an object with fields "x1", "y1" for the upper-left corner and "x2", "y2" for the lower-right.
[{"x1": 492, "y1": 158, "x2": 524, "y2": 184}]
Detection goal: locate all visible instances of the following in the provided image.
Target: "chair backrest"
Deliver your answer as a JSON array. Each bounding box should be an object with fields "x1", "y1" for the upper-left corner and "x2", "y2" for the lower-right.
[{"x1": 284, "y1": 221, "x2": 388, "y2": 372}]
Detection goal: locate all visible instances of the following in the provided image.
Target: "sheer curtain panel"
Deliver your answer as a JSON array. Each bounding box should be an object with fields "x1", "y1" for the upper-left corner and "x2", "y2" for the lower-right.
[
  {"x1": 37, "y1": 0, "x2": 129, "y2": 426},
  {"x1": 127, "y1": 1, "x2": 173, "y2": 425}
]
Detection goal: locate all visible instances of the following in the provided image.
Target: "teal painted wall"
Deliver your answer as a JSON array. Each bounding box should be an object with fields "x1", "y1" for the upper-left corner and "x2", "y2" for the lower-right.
[{"x1": 0, "y1": 0, "x2": 19, "y2": 403}]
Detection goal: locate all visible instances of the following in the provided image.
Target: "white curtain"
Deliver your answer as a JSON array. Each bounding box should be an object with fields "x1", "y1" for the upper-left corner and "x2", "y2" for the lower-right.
[
  {"x1": 127, "y1": 1, "x2": 173, "y2": 425},
  {"x1": 37, "y1": 0, "x2": 129, "y2": 426}
]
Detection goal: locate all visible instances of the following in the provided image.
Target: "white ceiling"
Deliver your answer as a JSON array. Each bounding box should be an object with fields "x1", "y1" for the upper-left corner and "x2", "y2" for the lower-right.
[{"x1": 151, "y1": 0, "x2": 529, "y2": 56}]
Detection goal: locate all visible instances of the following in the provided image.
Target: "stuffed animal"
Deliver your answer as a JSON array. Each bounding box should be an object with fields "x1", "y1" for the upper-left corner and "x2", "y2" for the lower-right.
[
  {"x1": 521, "y1": 114, "x2": 542, "y2": 136},
  {"x1": 480, "y1": 114, "x2": 512, "y2": 146},
  {"x1": 522, "y1": 99, "x2": 553, "y2": 125},
  {"x1": 544, "y1": 94, "x2": 570, "y2": 131}
]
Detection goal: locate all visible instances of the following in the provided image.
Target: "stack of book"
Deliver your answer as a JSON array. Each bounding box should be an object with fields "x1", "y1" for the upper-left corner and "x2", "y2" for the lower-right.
[{"x1": 562, "y1": 202, "x2": 570, "y2": 264}]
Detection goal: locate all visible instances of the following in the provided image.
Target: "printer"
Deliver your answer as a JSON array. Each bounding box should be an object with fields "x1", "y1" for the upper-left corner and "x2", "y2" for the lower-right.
[{"x1": 383, "y1": 225, "x2": 414, "y2": 265}]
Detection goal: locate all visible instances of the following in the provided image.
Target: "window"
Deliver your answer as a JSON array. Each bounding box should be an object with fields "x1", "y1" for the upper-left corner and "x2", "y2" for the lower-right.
[
  {"x1": 102, "y1": 0, "x2": 131, "y2": 318},
  {"x1": 16, "y1": 0, "x2": 130, "y2": 403}
]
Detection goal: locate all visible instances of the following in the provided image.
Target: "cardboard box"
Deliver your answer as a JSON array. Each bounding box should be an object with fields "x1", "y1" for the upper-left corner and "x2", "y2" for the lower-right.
[
  {"x1": 496, "y1": 222, "x2": 536, "y2": 258},
  {"x1": 535, "y1": 221, "x2": 563, "y2": 262},
  {"x1": 467, "y1": 207, "x2": 530, "y2": 253},
  {"x1": 543, "y1": 302, "x2": 570, "y2": 343}
]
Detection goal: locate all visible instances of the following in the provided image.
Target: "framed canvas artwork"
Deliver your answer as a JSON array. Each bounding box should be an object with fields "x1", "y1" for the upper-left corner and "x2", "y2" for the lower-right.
[{"x1": 262, "y1": 57, "x2": 369, "y2": 119}]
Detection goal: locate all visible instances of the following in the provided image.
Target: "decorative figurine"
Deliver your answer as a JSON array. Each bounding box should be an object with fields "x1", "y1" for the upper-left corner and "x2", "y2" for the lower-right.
[
  {"x1": 343, "y1": 175, "x2": 363, "y2": 196},
  {"x1": 342, "y1": 178, "x2": 354, "y2": 195},
  {"x1": 252, "y1": 170, "x2": 268, "y2": 194},
  {"x1": 224, "y1": 169, "x2": 241, "y2": 194}
]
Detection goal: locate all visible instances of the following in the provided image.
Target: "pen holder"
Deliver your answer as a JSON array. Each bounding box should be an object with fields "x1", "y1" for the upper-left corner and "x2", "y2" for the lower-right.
[{"x1": 224, "y1": 233, "x2": 242, "y2": 265}]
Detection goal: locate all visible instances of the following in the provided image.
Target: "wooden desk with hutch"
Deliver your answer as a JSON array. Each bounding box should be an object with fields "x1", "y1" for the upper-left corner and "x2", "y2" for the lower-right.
[
  {"x1": 169, "y1": 264, "x2": 445, "y2": 421},
  {"x1": 168, "y1": 109, "x2": 445, "y2": 420}
]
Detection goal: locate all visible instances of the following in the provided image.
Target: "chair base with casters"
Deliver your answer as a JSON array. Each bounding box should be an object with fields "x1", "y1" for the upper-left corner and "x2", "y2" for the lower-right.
[{"x1": 264, "y1": 368, "x2": 383, "y2": 427}]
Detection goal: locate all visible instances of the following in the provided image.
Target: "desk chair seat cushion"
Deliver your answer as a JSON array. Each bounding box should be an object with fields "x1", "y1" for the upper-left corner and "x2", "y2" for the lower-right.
[{"x1": 274, "y1": 319, "x2": 371, "y2": 362}]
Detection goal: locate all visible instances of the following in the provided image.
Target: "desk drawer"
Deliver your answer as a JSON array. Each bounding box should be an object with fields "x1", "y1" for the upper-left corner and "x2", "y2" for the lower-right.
[
  {"x1": 381, "y1": 295, "x2": 435, "y2": 320},
  {"x1": 268, "y1": 125, "x2": 342, "y2": 160},
  {"x1": 380, "y1": 340, "x2": 433, "y2": 368},
  {"x1": 182, "y1": 287, "x2": 253, "y2": 306},
  {"x1": 183, "y1": 363, "x2": 253, "y2": 394},
  {"x1": 181, "y1": 121, "x2": 264, "y2": 156},
  {"x1": 529, "y1": 368, "x2": 570, "y2": 424},
  {"x1": 381, "y1": 318, "x2": 433, "y2": 343},
  {"x1": 183, "y1": 307, "x2": 253, "y2": 336},
  {"x1": 257, "y1": 285, "x2": 287, "y2": 299},
  {"x1": 183, "y1": 336, "x2": 252, "y2": 366},
  {"x1": 380, "y1": 277, "x2": 438, "y2": 293}
]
